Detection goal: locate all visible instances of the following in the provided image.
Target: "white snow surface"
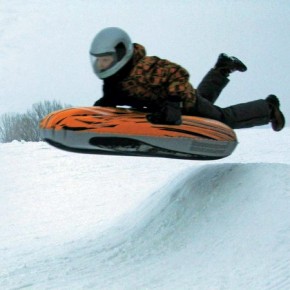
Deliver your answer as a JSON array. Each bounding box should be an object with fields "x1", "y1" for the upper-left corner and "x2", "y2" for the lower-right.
[{"x1": 1, "y1": 128, "x2": 290, "y2": 290}]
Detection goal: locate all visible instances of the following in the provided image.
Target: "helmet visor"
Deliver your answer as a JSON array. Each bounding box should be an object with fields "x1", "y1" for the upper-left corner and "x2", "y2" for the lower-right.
[{"x1": 90, "y1": 53, "x2": 117, "y2": 76}]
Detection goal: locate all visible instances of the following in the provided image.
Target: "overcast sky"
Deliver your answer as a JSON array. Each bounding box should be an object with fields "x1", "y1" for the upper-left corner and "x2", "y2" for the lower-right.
[{"x1": 0, "y1": 0, "x2": 289, "y2": 126}]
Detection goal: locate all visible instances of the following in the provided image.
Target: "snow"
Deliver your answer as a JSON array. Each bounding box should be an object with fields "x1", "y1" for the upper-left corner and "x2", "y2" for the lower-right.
[{"x1": 1, "y1": 128, "x2": 290, "y2": 289}]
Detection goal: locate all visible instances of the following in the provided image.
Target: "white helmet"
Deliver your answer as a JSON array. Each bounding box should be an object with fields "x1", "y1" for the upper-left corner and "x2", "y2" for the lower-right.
[{"x1": 90, "y1": 27, "x2": 134, "y2": 79}]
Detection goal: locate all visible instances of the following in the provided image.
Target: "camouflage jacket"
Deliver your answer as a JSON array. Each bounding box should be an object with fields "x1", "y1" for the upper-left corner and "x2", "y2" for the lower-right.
[{"x1": 94, "y1": 43, "x2": 197, "y2": 113}]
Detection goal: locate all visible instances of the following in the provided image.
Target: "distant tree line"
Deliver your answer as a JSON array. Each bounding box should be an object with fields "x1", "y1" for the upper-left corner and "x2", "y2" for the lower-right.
[{"x1": 0, "y1": 100, "x2": 71, "y2": 143}]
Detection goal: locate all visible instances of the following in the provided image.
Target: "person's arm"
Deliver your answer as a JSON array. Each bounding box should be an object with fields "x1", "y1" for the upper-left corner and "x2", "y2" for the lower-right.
[
  {"x1": 93, "y1": 82, "x2": 118, "y2": 107},
  {"x1": 146, "y1": 96, "x2": 182, "y2": 125},
  {"x1": 146, "y1": 66, "x2": 191, "y2": 125},
  {"x1": 93, "y1": 97, "x2": 114, "y2": 106}
]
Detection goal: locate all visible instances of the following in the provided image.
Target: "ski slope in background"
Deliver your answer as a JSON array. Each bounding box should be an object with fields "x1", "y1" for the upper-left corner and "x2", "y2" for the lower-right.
[{"x1": 0, "y1": 128, "x2": 290, "y2": 290}]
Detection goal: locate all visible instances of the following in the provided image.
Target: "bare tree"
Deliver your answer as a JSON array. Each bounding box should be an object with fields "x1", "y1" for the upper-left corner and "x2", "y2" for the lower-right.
[
  {"x1": 0, "y1": 113, "x2": 20, "y2": 142},
  {"x1": 0, "y1": 100, "x2": 71, "y2": 143}
]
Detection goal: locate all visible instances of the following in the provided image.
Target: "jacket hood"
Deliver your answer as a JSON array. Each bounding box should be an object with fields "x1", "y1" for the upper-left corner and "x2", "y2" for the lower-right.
[{"x1": 132, "y1": 43, "x2": 146, "y2": 65}]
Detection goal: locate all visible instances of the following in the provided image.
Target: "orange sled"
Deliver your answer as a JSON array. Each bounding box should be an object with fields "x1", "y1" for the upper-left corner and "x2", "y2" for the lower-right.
[{"x1": 39, "y1": 106, "x2": 238, "y2": 160}]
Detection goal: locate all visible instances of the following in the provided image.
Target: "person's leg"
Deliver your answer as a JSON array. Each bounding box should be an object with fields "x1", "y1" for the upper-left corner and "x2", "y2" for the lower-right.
[
  {"x1": 196, "y1": 69, "x2": 229, "y2": 104},
  {"x1": 193, "y1": 95, "x2": 284, "y2": 131},
  {"x1": 197, "y1": 53, "x2": 247, "y2": 104}
]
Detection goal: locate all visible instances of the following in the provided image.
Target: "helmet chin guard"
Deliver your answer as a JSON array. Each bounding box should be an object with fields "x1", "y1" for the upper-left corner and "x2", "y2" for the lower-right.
[{"x1": 90, "y1": 27, "x2": 134, "y2": 79}]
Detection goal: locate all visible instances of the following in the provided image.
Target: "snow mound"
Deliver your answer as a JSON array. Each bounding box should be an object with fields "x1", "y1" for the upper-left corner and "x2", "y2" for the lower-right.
[{"x1": 3, "y1": 163, "x2": 289, "y2": 290}]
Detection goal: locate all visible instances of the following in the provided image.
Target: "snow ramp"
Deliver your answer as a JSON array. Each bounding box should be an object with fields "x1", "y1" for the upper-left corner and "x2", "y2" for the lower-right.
[
  {"x1": 76, "y1": 163, "x2": 290, "y2": 290},
  {"x1": 4, "y1": 163, "x2": 290, "y2": 290}
]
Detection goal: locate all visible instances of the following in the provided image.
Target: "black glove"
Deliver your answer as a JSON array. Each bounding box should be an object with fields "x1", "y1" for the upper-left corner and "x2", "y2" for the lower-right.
[{"x1": 146, "y1": 101, "x2": 182, "y2": 125}]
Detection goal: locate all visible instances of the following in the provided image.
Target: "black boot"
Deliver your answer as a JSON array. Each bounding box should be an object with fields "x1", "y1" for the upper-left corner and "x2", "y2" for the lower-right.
[
  {"x1": 214, "y1": 53, "x2": 247, "y2": 77},
  {"x1": 266, "y1": 95, "x2": 285, "y2": 131}
]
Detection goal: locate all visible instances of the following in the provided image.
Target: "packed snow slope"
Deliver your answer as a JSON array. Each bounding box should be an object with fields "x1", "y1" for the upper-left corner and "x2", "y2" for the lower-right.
[{"x1": 0, "y1": 128, "x2": 290, "y2": 290}]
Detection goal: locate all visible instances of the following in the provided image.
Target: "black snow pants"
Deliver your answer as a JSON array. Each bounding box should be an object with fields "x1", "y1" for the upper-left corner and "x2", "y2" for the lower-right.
[{"x1": 188, "y1": 69, "x2": 271, "y2": 129}]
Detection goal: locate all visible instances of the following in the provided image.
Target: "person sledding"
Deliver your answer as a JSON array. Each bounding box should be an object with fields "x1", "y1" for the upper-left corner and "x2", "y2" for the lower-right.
[{"x1": 90, "y1": 27, "x2": 285, "y2": 131}]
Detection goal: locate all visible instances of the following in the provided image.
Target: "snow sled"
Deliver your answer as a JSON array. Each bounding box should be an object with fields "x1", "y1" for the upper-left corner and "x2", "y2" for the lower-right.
[{"x1": 39, "y1": 106, "x2": 238, "y2": 160}]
